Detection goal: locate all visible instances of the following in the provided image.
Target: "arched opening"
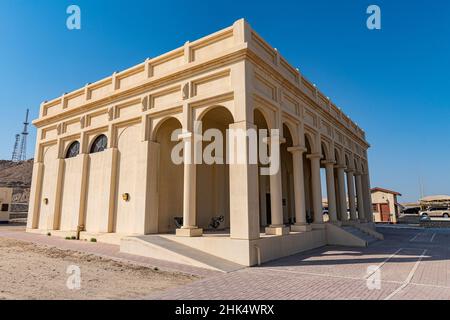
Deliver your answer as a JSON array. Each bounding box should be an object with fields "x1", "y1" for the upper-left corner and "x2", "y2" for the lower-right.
[
  {"x1": 65, "y1": 141, "x2": 80, "y2": 159},
  {"x1": 254, "y1": 108, "x2": 270, "y2": 227},
  {"x1": 344, "y1": 154, "x2": 353, "y2": 220},
  {"x1": 354, "y1": 158, "x2": 361, "y2": 219},
  {"x1": 156, "y1": 117, "x2": 183, "y2": 233},
  {"x1": 90, "y1": 135, "x2": 107, "y2": 154},
  {"x1": 303, "y1": 134, "x2": 314, "y2": 223},
  {"x1": 196, "y1": 106, "x2": 234, "y2": 232},
  {"x1": 281, "y1": 124, "x2": 295, "y2": 224},
  {"x1": 333, "y1": 148, "x2": 343, "y2": 221},
  {"x1": 320, "y1": 142, "x2": 329, "y2": 222}
]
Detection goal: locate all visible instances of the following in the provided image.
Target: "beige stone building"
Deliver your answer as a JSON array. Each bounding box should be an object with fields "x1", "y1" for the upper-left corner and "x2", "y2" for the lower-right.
[
  {"x1": 27, "y1": 20, "x2": 377, "y2": 268},
  {"x1": 0, "y1": 187, "x2": 13, "y2": 222},
  {"x1": 371, "y1": 187, "x2": 402, "y2": 223}
]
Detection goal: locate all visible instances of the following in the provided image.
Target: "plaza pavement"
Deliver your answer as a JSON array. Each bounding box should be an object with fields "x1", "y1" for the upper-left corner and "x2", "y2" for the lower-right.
[
  {"x1": 1, "y1": 224, "x2": 449, "y2": 300},
  {"x1": 148, "y1": 226, "x2": 450, "y2": 300}
]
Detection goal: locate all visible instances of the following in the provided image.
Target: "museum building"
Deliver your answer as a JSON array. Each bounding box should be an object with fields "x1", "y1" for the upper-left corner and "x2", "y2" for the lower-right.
[{"x1": 27, "y1": 19, "x2": 380, "y2": 268}]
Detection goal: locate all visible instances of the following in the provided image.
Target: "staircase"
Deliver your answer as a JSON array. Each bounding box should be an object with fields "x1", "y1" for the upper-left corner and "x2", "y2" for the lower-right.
[{"x1": 341, "y1": 226, "x2": 378, "y2": 245}]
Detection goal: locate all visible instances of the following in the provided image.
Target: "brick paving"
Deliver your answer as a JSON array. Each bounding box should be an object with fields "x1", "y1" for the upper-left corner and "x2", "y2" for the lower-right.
[
  {"x1": 149, "y1": 226, "x2": 450, "y2": 300},
  {"x1": 2, "y1": 224, "x2": 450, "y2": 300}
]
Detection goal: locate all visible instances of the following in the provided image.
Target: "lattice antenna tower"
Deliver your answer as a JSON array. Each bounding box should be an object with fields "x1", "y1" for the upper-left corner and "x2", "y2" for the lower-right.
[
  {"x1": 11, "y1": 134, "x2": 21, "y2": 161},
  {"x1": 18, "y1": 109, "x2": 30, "y2": 161}
]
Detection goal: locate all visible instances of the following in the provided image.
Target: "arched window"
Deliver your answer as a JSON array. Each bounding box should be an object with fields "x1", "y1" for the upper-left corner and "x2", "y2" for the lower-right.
[
  {"x1": 90, "y1": 135, "x2": 108, "y2": 154},
  {"x1": 65, "y1": 141, "x2": 80, "y2": 159}
]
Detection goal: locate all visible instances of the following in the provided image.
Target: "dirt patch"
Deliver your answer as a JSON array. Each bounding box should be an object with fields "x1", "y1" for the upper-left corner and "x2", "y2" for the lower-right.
[{"x1": 0, "y1": 237, "x2": 198, "y2": 300}]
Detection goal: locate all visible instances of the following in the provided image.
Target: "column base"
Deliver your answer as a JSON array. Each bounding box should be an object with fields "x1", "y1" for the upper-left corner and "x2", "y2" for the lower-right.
[
  {"x1": 330, "y1": 220, "x2": 342, "y2": 227},
  {"x1": 311, "y1": 222, "x2": 326, "y2": 230},
  {"x1": 265, "y1": 225, "x2": 290, "y2": 236},
  {"x1": 176, "y1": 227, "x2": 203, "y2": 237},
  {"x1": 290, "y1": 224, "x2": 312, "y2": 232},
  {"x1": 346, "y1": 219, "x2": 359, "y2": 225}
]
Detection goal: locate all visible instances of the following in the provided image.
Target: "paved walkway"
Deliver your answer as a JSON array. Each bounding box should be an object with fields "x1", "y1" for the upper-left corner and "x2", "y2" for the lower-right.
[
  {"x1": 2, "y1": 224, "x2": 450, "y2": 300},
  {"x1": 148, "y1": 226, "x2": 450, "y2": 300},
  {"x1": 0, "y1": 225, "x2": 220, "y2": 278}
]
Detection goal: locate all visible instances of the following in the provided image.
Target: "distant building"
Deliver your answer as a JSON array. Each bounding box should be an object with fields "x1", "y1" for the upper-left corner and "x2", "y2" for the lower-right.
[
  {"x1": 371, "y1": 187, "x2": 402, "y2": 223},
  {"x1": 0, "y1": 187, "x2": 13, "y2": 222},
  {"x1": 0, "y1": 160, "x2": 32, "y2": 219}
]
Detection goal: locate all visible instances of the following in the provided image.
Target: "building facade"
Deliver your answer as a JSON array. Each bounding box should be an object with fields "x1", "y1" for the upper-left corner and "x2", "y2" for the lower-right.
[
  {"x1": 371, "y1": 187, "x2": 401, "y2": 223},
  {"x1": 27, "y1": 20, "x2": 374, "y2": 266}
]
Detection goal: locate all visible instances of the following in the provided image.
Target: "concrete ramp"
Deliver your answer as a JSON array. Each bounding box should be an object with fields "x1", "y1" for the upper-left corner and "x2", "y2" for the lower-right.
[
  {"x1": 121, "y1": 235, "x2": 245, "y2": 273},
  {"x1": 352, "y1": 223, "x2": 384, "y2": 240},
  {"x1": 326, "y1": 223, "x2": 378, "y2": 247}
]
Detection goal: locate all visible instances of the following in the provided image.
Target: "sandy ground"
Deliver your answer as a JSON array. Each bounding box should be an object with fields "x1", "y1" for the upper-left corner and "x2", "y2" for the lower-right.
[{"x1": 0, "y1": 235, "x2": 198, "y2": 300}]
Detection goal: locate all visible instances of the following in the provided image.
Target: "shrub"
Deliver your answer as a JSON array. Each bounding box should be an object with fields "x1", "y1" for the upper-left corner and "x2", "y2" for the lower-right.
[{"x1": 90, "y1": 238, "x2": 97, "y2": 243}]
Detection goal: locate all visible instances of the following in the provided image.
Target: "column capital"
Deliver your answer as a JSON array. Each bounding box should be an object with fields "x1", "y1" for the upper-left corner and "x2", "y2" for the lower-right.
[
  {"x1": 334, "y1": 164, "x2": 346, "y2": 169},
  {"x1": 306, "y1": 153, "x2": 322, "y2": 160},
  {"x1": 354, "y1": 171, "x2": 363, "y2": 176},
  {"x1": 287, "y1": 146, "x2": 307, "y2": 154},
  {"x1": 321, "y1": 160, "x2": 336, "y2": 166},
  {"x1": 345, "y1": 168, "x2": 355, "y2": 174},
  {"x1": 177, "y1": 131, "x2": 202, "y2": 141},
  {"x1": 229, "y1": 121, "x2": 256, "y2": 130},
  {"x1": 263, "y1": 136, "x2": 287, "y2": 145}
]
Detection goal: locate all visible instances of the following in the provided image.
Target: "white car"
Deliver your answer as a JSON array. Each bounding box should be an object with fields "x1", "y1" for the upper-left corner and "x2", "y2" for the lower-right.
[{"x1": 420, "y1": 207, "x2": 450, "y2": 218}]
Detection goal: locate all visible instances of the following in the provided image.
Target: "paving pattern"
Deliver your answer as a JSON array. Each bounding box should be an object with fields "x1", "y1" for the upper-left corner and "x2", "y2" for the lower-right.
[
  {"x1": 2, "y1": 224, "x2": 450, "y2": 300},
  {"x1": 148, "y1": 226, "x2": 450, "y2": 300}
]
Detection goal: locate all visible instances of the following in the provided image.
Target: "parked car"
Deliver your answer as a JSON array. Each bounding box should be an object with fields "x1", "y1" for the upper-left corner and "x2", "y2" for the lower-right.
[
  {"x1": 402, "y1": 207, "x2": 420, "y2": 215},
  {"x1": 419, "y1": 214, "x2": 431, "y2": 222},
  {"x1": 420, "y1": 207, "x2": 450, "y2": 218}
]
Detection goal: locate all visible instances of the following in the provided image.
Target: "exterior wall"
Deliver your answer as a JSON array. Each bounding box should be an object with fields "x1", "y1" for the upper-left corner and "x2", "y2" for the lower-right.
[
  {"x1": 27, "y1": 19, "x2": 373, "y2": 264},
  {"x1": 84, "y1": 149, "x2": 116, "y2": 233},
  {"x1": 38, "y1": 144, "x2": 59, "y2": 230},
  {"x1": 59, "y1": 156, "x2": 84, "y2": 231}
]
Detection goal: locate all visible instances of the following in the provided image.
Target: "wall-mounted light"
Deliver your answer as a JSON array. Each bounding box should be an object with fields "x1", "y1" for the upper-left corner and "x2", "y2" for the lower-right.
[
  {"x1": 122, "y1": 193, "x2": 130, "y2": 202},
  {"x1": 43, "y1": 198, "x2": 49, "y2": 205}
]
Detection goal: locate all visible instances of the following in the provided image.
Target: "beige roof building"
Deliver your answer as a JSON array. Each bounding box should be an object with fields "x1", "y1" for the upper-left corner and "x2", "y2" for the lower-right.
[
  {"x1": 27, "y1": 20, "x2": 377, "y2": 268},
  {"x1": 0, "y1": 187, "x2": 13, "y2": 222},
  {"x1": 371, "y1": 187, "x2": 402, "y2": 224}
]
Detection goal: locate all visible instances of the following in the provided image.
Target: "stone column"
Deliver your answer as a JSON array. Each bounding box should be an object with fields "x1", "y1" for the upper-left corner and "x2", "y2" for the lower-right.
[
  {"x1": 362, "y1": 172, "x2": 374, "y2": 223},
  {"x1": 228, "y1": 121, "x2": 260, "y2": 240},
  {"x1": 265, "y1": 136, "x2": 289, "y2": 236},
  {"x1": 52, "y1": 158, "x2": 65, "y2": 230},
  {"x1": 355, "y1": 173, "x2": 366, "y2": 221},
  {"x1": 288, "y1": 146, "x2": 311, "y2": 232},
  {"x1": 323, "y1": 160, "x2": 338, "y2": 223},
  {"x1": 27, "y1": 161, "x2": 44, "y2": 230},
  {"x1": 335, "y1": 164, "x2": 348, "y2": 222},
  {"x1": 346, "y1": 169, "x2": 358, "y2": 221},
  {"x1": 176, "y1": 132, "x2": 203, "y2": 237},
  {"x1": 307, "y1": 153, "x2": 324, "y2": 228}
]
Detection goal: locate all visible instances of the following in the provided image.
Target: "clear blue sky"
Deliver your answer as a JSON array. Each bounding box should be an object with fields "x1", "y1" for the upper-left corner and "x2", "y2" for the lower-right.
[{"x1": 0, "y1": 0, "x2": 449, "y2": 202}]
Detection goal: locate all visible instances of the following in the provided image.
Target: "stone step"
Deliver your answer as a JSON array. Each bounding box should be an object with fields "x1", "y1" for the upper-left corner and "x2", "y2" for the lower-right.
[{"x1": 342, "y1": 226, "x2": 378, "y2": 245}]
